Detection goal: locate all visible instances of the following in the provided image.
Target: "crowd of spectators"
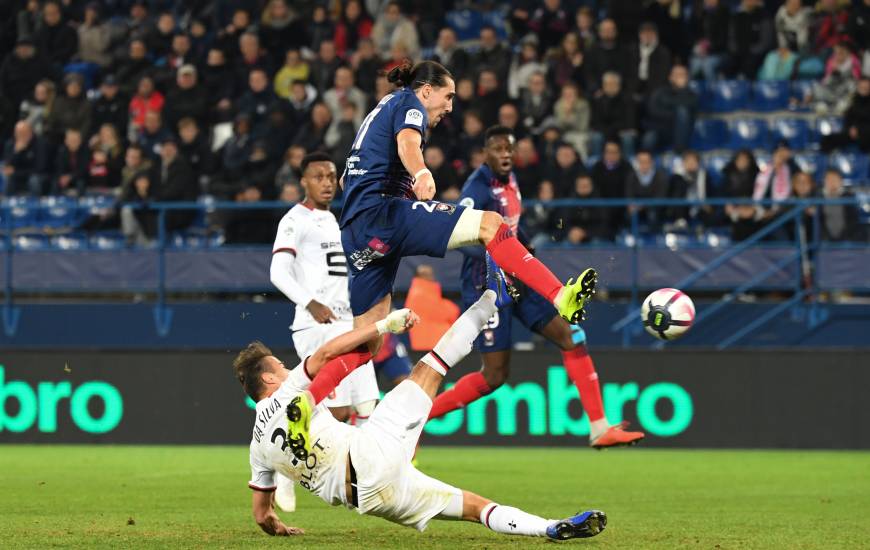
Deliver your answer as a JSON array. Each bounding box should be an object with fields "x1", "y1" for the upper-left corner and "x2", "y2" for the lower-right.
[{"x1": 0, "y1": 0, "x2": 867, "y2": 246}]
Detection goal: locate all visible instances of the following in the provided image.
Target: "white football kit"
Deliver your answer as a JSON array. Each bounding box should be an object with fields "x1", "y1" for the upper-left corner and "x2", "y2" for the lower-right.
[
  {"x1": 248, "y1": 364, "x2": 461, "y2": 531},
  {"x1": 272, "y1": 204, "x2": 379, "y2": 408}
]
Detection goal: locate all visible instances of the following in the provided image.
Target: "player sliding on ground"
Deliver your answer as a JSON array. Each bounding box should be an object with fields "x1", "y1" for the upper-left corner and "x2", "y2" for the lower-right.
[
  {"x1": 235, "y1": 292, "x2": 606, "y2": 540},
  {"x1": 339, "y1": 59, "x2": 597, "y2": 357},
  {"x1": 428, "y1": 126, "x2": 644, "y2": 448}
]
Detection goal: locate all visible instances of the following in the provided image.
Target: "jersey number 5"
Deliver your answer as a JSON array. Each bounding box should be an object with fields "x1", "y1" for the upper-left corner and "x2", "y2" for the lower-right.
[{"x1": 326, "y1": 251, "x2": 348, "y2": 277}]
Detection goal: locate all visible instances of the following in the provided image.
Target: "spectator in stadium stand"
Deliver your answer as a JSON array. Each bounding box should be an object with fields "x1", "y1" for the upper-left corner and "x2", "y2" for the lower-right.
[
  {"x1": 309, "y1": 39, "x2": 342, "y2": 94},
  {"x1": 545, "y1": 32, "x2": 585, "y2": 91},
  {"x1": 608, "y1": 0, "x2": 646, "y2": 46},
  {"x1": 424, "y1": 145, "x2": 460, "y2": 196},
  {"x1": 146, "y1": 11, "x2": 176, "y2": 61},
  {"x1": 14, "y1": 0, "x2": 41, "y2": 39},
  {"x1": 274, "y1": 144, "x2": 305, "y2": 190},
  {"x1": 561, "y1": 174, "x2": 611, "y2": 244},
  {"x1": 177, "y1": 117, "x2": 214, "y2": 185},
  {"x1": 644, "y1": 0, "x2": 687, "y2": 62},
  {"x1": 291, "y1": 102, "x2": 331, "y2": 153},
  {"x1": 123, "y1": 1, "x2": 151, "y2": 40},
  {"x1": 19, "y1": 79, "x2": 56, "y2": 138},
  {"x1": 235, "y1": 32, "x2": 273, "y2": 86},
  {"x1": 813, "y1": 0, "x2": 851, "y2": 53},
  {"x1": 325, "y1": 102, "x2": 358, "y2": 165},
  {"x1": 512, "y1": 137, "x2": 541, "y2": 197},
  {"x1": 587, "y1": 72, "x2": 636, "y2": 158},
  {"x1": 524, "y1": 180, "x2": 560, "y2": 249},
  {"x1": 260, "y1": 104, "x2": 294, "y2": 161},
  {"x1": 471, "y1": 69, "x2": 508, "y2": 127},
  {"x1": 87, "y1": 123, "x2": 124, "y2": 191},
  {"x1": 509, "y1": 0, "x2": 536, "y2": 38},
  {"x1": 351, "y1": 38, "x2": 381, "y2": 96},
  {"x1": 497, "y1": 102, "x2": 529, "y2": 141},
  {"x1": 77, "y1": 2, "x2": 111, "y2": 68},
  {"x1": 200, "y1": 48, "x2": 236, "y2": 123},
  {"x1": 0, "y1": 37, "x2": 50, "y2": 117},
  {"x1": 788, "y1": 170, "x2": 818, "y2": 241},
  {"x1": 151, "y1": 135, "x2": 197, "y2": 229},
  {"x1": 583, "y1": 18, "x2": 630, "y2": 94},
  {"x1": 52, "y1": 128, "x2": 89, "y2": 195},
  {"x1": 723, "y1": 149, "x2": 761, "y2": 216},
  {"x1": 135, "y1": 111, "x2": 171, "y2": 160},
  {"x1": 2, "y1": 120, "x2": 44, "y2": 195},
  {"x1": 219, "y1": 113, "x2": 253, "y2": 180},
  {"x1": 278, "y1": 181, "x2": 302, "y2": 203},
  {"x1": 552, "y1": 82, "x2": 590, "y2": 158},
  {"x1": 753, "y1": 140, "x2": 799, "y2": 224},
  {"x1": 776, "y1": 0, "x2": 813, "y2": 53},
  {"x1": 508, "y1": 35, "x2": 545, "y2": 98},
  {"x1": 308, "y1": 5, "x2": 336, "y2": 53},
  {"x1": 758, "y1": 45, "x2": 798, "y2": 81},
  {"x1": 324, "y1": 66, "x2": 367, "y2": 127},
  {"x1": 120, "y1": 171, "x2": 159, "y2": 246},
  {"x1": 473, "y1": 25, "x2": 512, "y2": 85},
  {"x1": 187, "y1": 18, "x2": 212, "y2": 63},
  {"x1": 35, "y1": 1, "x2": 78, "y2": 72},
  {"x1": 820, "y1": 169, "x2": 865, "y2": 241},
  {"x1": 457, "y1": 110, "x2": 486, "y2": 163},
  {"x1": 669, "y1": 150, "x2": 715, "y2": 228},
  {"x1": 258, "y1": 0, "x2": 303, "y2": 61},
  {"x1": 287, "y1": 80, "x2": 318, "y2": 128},
  {"x1": 850, "y1": 0, "x2": 870, "y2": 54},
  {"x1": 519, "y1": 71, "x2": 553, "y2": 131},
  {"x1": 164, "y1": 65, "x2": 209, "y2": 131},
  {"x1": 334, "y1": 0, "x2": 373, "y2": 58},
  {"x1": 689, "y1": 0, "x2": 731, "y2": 81},
  {"x1": 91, "y1": 75, "x2": 128, "y2": 140},
  {"x1": 448, "y1": 77, "x2": 474, "y2": 126},
  {"x1": 810, "y1": 41, "x2": 860, "y2": 114},
  {"x1": 728, "y1": 0, "x2": 775, "y2": 79},
  {"x1": 162, "y1": 33, "x2": 194, "y2": 80},
  {"x1": 625, "y1": 150, "x2": 670, "y2": 228},
  {"x1": 546, "y1": 143, "x2": 585, "y2": 198},
  {"x1": 641, "y1": 65, "x2": 697, "y2": 153},
  {"x1": 237, "y1": 68, "x2": 279, "y2": 135},
  {"x1": 113, "y1": 39, "x2": 153, "y2": 97},
  {"x1": 119, "y1": 144, "x2": 151, "y2": 195},
  {"x1": 215, "y1": 8, "x2": 251, "y2": 57},
  {"x1": 431, "y1": 27, "x2": 469, "y2": 82},
  {"x1": 527, "y1": 0, "x2": 571, "y2": 53},
  {"x1": 273, "y1": 49, "x2": 309, "y2": 99},
  {"x1": 626, "y1": 22, "x2": 672, "y2": 103},
  {"x1": 371, "y1": 1, "x2": 419, "y2": 60},
  {"x1": 45, "y1": 73, "x2": 91, "y2": 145},
  {"x1": 128, "y1": 75, "x2": 164, "y2": 140},
  {"x1": 573, "y1": 6, "x2": 597, "y2": 51},
  {"x1": 821, "y1": 77, "x2": 870, "y2": 152},
  {"x1": 590, "y1": 141, "x2": 632, "y2": 229}
]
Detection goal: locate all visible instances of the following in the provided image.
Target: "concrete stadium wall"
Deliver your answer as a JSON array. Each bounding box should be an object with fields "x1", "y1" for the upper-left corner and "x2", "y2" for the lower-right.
[{"x1": 0, "y1": 350, "x2": 867, "y2": 449}]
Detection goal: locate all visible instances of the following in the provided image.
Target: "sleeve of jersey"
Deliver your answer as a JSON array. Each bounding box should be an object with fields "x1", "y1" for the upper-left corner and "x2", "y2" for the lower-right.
[
  {"x1": 248, "y1": 449, "x2": 277, "y2": 492},
  {"x1": 270, "y1": 250, "x2": 315, "y2": 307},
  {"x1": 280, "y1": 360, "x2": 313, "y2": 393},
  {"x1": 392, "y1": 101, "x2": 427, "y2": 137},
  {"x1": 272, "y1": 213, "x2": 299, "y2": 255}
]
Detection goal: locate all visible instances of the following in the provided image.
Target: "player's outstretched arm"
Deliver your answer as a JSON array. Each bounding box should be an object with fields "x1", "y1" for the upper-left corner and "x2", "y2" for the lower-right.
[
  {"x1": 397, "y1": 128, "x2": 435, "y2": 200},
  {"x1": 251, "y1": 490, "x2": 303, "y2": 536},
  {"x1": 307, "y1": 308, "x2": 419, "y2": 377}
]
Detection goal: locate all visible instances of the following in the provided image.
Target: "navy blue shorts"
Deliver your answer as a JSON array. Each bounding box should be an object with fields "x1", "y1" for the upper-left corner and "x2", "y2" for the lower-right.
[
  {"x1": 463, "y1": 287, "x2": 586, "y2": 352},
  {"x1": 341, "y1": 197, "x2": 466, "y2": 316}
]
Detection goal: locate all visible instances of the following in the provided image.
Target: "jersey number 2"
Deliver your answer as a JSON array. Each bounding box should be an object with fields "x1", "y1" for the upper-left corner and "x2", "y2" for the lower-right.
[{"x1": 326, "y1": 251, "x2": 348, "y2": 277}]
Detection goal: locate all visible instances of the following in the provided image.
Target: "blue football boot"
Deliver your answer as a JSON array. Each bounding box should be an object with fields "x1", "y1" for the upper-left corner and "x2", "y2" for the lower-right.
[{"x1": 546, "y1": 510, "x2": 607, "y2": 541}]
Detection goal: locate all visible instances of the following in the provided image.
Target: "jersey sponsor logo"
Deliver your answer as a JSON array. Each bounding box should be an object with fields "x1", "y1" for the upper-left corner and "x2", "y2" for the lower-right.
[
  {"x1": 320, "y1": 241, "x2": 342, "y2": 249},
  {"x1": 459, "y1": 197, "x2": 474, "y2": 208},
  {"x1": 404, "y1": 109, "x2": 424, "y2": 126},
  {"x1": 348, "y1": 238, "x2": 390, "y2": 270}
]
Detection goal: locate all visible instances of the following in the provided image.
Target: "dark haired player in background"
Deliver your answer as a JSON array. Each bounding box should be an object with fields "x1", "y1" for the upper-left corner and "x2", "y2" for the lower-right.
[{"x1": 427, "y1": 126, "x2": 644, "y2": 448}]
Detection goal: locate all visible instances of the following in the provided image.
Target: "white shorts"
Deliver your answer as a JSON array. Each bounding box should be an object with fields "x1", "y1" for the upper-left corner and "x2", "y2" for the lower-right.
[
  {"x1": 292, "y1": 321, "x2": 380, "y2": 408},
  {"x1": 349, "y1": 381, "x2": 461, "y2": 531}
]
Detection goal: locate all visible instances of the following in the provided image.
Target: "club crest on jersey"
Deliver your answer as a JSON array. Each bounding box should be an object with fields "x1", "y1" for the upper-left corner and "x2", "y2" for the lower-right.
[
  {"x1": 435, "y1": 203, "x2": 456, "y2": 214},
  {"x1": 404, "y1": 109, "x2": 423, "y2": 126}
]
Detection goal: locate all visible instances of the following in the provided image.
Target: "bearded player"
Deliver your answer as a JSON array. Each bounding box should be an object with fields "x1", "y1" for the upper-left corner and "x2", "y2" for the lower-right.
[
  {"x1": 339, "y1": 60, "x2": 598, "y2": 358},
  {"x1": 269, "y1": 152, "x2": 381, "y2": 511},
  {"x1": 428, "y1": 126, "x2": 644, "y2": 448},
  {"x1": 236, "y1": 291, "x2": 606, "y2": 540}
]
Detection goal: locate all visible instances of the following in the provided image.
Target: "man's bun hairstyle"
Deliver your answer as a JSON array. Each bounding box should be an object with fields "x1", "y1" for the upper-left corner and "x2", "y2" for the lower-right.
[{"x1": 386, "y1": 59, "x2": 452, "y2": 90}]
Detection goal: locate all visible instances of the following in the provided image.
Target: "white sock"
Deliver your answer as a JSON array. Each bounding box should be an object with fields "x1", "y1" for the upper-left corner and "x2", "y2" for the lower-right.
[
  {"x1": 590, "y1": 418, "x2": 610, "y2": 441},
  {"x1": 353, "y1": 400, "x2": 377, "y2": 427},
  {"x1": 422, "y1": 290, "x2": 498, "y2": 376},
  {"x1": 480, "y1": 502, "x2": 553, "y2": 537}
]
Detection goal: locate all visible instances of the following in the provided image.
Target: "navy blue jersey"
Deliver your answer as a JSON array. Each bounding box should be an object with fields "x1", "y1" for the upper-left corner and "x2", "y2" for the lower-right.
[
  {"x1": 458, "y1": 163, "x2": 523, "y2": 296},
  {"x1": 339, "y1": 88, "x2": 429, "y2": 227}
]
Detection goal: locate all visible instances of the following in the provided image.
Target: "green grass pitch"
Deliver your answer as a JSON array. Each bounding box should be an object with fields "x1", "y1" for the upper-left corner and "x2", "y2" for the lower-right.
[{"x1": 2, "y1": 446, "x2": 868, "y2": 549}]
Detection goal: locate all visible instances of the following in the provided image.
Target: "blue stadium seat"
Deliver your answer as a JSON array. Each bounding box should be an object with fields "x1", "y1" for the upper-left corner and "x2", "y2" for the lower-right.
[
  {"x1": 828, "y1": 152, "x2": 870, "y2": 181},
  {"x1": 6, "y1": 196, "x2": 39, "y2": 228},
  {"x1": 703, "y1": 152, "x2": 732, "y2": 187},
  {"x1": 658, "y1": 153, "x2": 683, "y2": 175},
  {"x1": 729, "y1": 118, "x2": 768, "y2": 149},
  {"x1": 793, "y1": 152, "x2": 826, "y2": 181},
  {"x1": 51, "y1": 233, "x2": 89, "y2": 250},
  {"x1": 207, "y1": 231, "x2": 225, "y2": 248},
  {"x1": 754, "y1": 150, "x2": 772, "y2": 172},
  {"x1": 752, "y1": 81, "x2": 790, "y2": 112},
  {"x1": 39, "y1": 195, "x2": 78, "y2": 229},
  {"x1": 815, "y1": 117, "x2": 844, "y2": 140},
  {"x1": 14, "y1": 234, "x2": 49, "y2": 250},
  {"x1": 690, "y1": 119, "x2": 728, "y2": 151},
  {"x1": 708, "y1": 80, "x2": 750, "y2": 113},
  {"x1": 89, "y1": 232, "x2": 126, "y2": 250},
  {"x1": 768, "y1": 118, "x2": 810, "y2": 150},
  {"x1": 790, "y1": 80, "x2": 814, "y2": 110}
]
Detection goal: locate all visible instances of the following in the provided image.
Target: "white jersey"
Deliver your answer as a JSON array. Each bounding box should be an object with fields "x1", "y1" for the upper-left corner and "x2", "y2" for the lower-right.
[
  {"x1": 248, "y1": 363, "x2": 355, "y2": 506},
  {"x1": 272, "y1": 204, "x2": 352, "y2": 331}
]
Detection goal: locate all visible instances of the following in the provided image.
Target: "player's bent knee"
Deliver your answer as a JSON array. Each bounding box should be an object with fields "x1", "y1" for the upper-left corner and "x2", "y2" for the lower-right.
[
  {"x1": 447, "y1": 208, "x2": 485, "y2": 250},
  {"x1": 328, "y1": 406, "x2": 352, "y2": 422},
  {"x1": 477, "y1": 211, "x2": 505, "y2": 246},
  {"x1": 482, "y1": 366, "x2": 509, "y2": 389}
]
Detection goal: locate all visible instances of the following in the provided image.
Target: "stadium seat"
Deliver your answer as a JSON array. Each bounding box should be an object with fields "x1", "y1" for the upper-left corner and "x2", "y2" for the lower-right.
[
  {"x1": 815, "y1": 117, "x2": 844, "y2": 140},
  {"x1": 708, "y1": 80, "x2": 750, "y2": 113},
  {"x1": 790, "y1": 80, "x2": 814, "y2": 109},
  {"x1": 752, "y1": 81, "x2": 790, "y2": 112},
  {"x1": 828, "y1": 152, "x2": 870, "y2": 181},
  {"x1": 793, "y1": 152, "x2": 827, "y2": 181},
  {"x1": 768, "y1": 118, "x2": 810, "y2": 150},
  {"x1": 14, "y1": 234, "x2": 49, "y2": 250},
  {"x1": 690, "y1": 119, "x2": 728, "y2": 151},
  {"x1": 89, "y1": 232, "x2": 126, "y2": 250},
  {"x1": 658, "y1": 153, "x2": 683, "y2": 175},
  {"x1": 51, "y1": 233, "x2": 89, "y2": 250},
  {"x1": 6, "y1": 196, "x2": 39, "y2": 229},
  {"x1": 38, "y1": 195, "x2": 78, "y2": 229},
  {"x1": 729, "y1": 118, "x2": 768, "y2": 150},
  {"x1": 703, "y1": 152, "x2": 731, "y2": 187}
]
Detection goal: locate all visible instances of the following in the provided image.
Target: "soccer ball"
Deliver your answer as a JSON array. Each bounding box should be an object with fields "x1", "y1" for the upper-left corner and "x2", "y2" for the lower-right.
[{"x1": 641, "y1": 288, "x2": 695, "y2": 341}]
